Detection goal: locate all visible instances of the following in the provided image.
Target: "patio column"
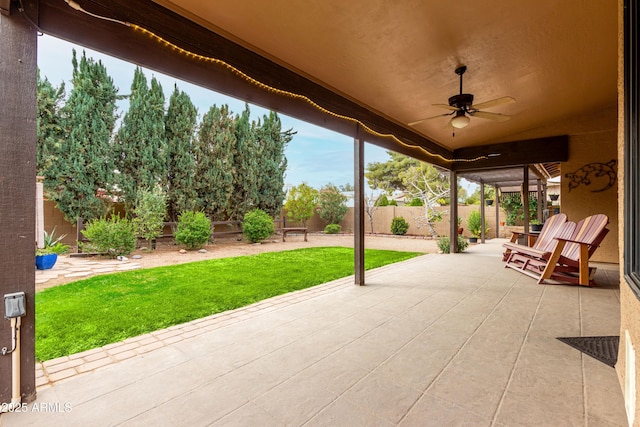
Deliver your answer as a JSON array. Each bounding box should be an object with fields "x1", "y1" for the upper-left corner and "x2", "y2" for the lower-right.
[
  {"x1": 354, "y1": 134, "x2": 365, "y2": 285},
  {"x1": 0, "y1": 4, "x2": 37, "y2": 404},
  {"x1": 480, "y1": 181, "x2": 486, "y2": 243},
  {"x1": 536, "y1": 179, "x2": 543, "y2": 222},
  {"x1": 449, "y1": 170, "x2": 458, "y2": 253},
  {"x1": 495, "y1": 185, "x2": 500, "y2": 239},
  {"x1": 523, "y1": 166, "x2": 530, "y2": 233}
]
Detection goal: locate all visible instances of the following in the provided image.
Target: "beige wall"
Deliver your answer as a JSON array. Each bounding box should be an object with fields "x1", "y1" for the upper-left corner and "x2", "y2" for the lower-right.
[
  {"x1": 333, "y1": 205, "x2": 508, "y2": 238},
  {"x1": 43, "y1": 200, "x2": 78, "y2": 246},
  {"x1": 617, "y1": 0, "x2": 639, "y2": 422},
  {"x1": 561, "y1": 125, "x2": 619, "y2": 263}
]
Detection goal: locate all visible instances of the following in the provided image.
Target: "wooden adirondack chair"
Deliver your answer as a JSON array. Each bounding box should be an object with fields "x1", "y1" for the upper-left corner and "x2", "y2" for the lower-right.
[
  {"x1": 504, "y1": 214, "x2": 609, "y2": 286},
  {"x1": 502, "y1": 213, "x2": 568, "y2": 261}
]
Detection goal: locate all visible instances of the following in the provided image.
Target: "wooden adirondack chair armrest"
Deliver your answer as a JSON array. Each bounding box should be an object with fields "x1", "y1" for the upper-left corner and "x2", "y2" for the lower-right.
[
  {"x1": 508, "y1": 231, "x2": 539, "y2": 246},
  {"x1": 553, "y1": 237, "x2": 590, "y2": 246}
]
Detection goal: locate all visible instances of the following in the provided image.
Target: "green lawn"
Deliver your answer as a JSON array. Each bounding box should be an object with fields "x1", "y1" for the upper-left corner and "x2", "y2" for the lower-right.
[{"x1": 36, "y1": 247, "x2": 421, "y2": 361}]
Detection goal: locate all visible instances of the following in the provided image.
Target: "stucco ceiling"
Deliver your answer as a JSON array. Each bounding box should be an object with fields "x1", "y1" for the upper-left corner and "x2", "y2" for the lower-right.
[{"x1": 152, "y1": 0, "x2": 618, "y2": 151}]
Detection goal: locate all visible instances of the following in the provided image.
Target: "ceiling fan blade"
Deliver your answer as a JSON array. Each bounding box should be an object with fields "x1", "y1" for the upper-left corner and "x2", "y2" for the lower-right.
[
  {"x1": 471, "y1": 96, "x2": 516, "y2": 110},
  {"x1": 433, "y1": 104, "x2": 461, "y2": 111},
  {"x1": 469, "y1": 110, "x2": 511, "y2": 122},
  {"x1": 408, "y1": 112, "x2": 454, "y2": 126}
]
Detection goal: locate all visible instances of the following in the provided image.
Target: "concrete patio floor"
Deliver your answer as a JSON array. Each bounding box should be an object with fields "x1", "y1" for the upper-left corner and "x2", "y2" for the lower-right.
[{"x1": 0, "y1": 239, "x2": 627, "y2": 426}]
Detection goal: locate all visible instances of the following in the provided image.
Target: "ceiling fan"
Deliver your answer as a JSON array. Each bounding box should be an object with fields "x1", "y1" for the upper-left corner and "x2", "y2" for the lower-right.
[{"x1": 408, "y1": 65, "x2": 515, "y2": 129}]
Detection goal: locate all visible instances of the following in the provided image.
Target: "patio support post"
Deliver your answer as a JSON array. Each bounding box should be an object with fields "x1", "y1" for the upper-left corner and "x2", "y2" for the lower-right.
[
  {"x1": 354, "y1": 134, "x2": 365, "y2": 285},
  {"x1": 0, "y1": 4, "x2": 37, "y2": 404},
  {"x1": 523, "y1": 166, "x2": 530, "y2": 233},
  {"x1": 480, "y1": 181, "x2": 486, "y2": 243},
  {"x1": 537, "y1": 179, "x2": 543, "y2": 222},
  {"x1": 449, "y1": 170, "x2": 458, "y2": 253},
  {"x1": 495, "y1": 185, "x2": 500, "y2": 239}
]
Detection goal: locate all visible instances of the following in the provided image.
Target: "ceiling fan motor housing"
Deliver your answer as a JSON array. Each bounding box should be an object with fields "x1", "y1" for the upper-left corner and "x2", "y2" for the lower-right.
[{"x1": 448, "y1": 93, "x2": 474, "y2": 110}]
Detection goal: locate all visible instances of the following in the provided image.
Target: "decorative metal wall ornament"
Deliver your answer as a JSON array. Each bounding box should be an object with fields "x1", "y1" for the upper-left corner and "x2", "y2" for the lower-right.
[{"x1": 565, "y1": 159, "x2": 617, "y2": 192}]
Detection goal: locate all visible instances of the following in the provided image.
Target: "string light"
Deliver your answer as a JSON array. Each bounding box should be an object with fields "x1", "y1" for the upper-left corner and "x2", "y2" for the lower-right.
[{"x1": 64, "y1": 1, "x2": 492, "y2": 163}]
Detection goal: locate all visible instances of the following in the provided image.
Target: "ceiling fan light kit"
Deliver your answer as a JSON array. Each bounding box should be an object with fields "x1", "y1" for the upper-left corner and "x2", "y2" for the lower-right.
[
  {"x1": 451, "y1": 112, "x2": 470, "y2": 129},
  {"x1": 409, "y1": 65, "x2": 515, "y2": 130}
]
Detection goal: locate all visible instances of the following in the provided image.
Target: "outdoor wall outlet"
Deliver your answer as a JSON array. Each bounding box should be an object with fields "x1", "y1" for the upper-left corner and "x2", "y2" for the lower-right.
[{"x1": 3, "y1": 292, "x2": 26, "y2": 319}]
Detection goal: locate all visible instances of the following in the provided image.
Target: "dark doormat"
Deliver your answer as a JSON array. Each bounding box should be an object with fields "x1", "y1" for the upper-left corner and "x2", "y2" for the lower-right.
[{"x1": 557, "y1": 336, "x2": 619, "y2": 368}]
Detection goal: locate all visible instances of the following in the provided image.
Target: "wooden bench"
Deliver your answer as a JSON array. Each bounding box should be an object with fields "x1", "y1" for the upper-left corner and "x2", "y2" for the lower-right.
[
  {"x1": 281, "y1": 227, "x2": 308, "y2": 242},
  {"x1": 211, "y1": 221, "x2": 243, "y2": 240}
]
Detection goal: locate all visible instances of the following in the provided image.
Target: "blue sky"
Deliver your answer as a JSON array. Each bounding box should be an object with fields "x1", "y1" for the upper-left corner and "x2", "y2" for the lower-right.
[{"x1": 37, "y1": 35, "x2": 393, "y2": 192}]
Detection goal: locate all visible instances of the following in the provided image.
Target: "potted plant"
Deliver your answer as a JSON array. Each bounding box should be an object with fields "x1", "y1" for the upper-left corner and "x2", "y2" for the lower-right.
[
  {"x1": 457, "y1": 217, "x2": 464, "y2": 235},
  {"x1": 530, "y1": 219, "x2": 544, "y2": 232},
  {"x1": 36, "y1": 228, "x2": 70, "y2": 270},
  {"x1": 467, "y1": 210, "x2": 489, "y2": 243}
]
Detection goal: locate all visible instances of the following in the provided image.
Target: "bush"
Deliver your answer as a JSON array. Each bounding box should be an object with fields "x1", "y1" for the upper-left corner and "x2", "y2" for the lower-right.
[
  {"x1": 407, "y1": 197, "x2": 423, "y2": 206},
  {"x1": 132, "y1": 187, "x2": 167, "y2": 247},
  {"x1": 82, "y1": 214, "x2": 137, "y2": 258},
  {"x1": 390, "y1": 216, "x2": 409, "y2": 235},
  {"x1": 437, "y1": 236, "x2": 469, "y2": 253},
  {"x1": 467, "y1": 210, "x2": 489, "y2": 237},
  {"x1": 243, "y1": 209, "x2": 275, "y2": 243},
  {"x1": 175, "y1": 211, "x2": 212, "y2": 249},
  {"x1": 324, "y1": 224, "x2": 342, "y2": 234}
]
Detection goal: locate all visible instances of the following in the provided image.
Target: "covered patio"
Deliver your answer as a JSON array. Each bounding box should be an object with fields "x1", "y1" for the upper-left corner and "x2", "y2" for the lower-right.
[
  {"x1": 1, "y1": 0, "x2": 636, "y2": 424},
  {"x1": 1, "y1": 241, "x2": 626, "y2": 426}
]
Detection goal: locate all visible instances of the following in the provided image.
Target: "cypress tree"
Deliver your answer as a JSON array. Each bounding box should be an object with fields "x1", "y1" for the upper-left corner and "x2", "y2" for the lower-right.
[
  {"x1": 165, "y1": 84, "x2": 198, "y2": 220},
  {"x1": 254, "y1": 111, "x2": 293, "y2": 217},
  {"x1": 115, "y1": 68, "x2": 166, "y2": 210},
  {"x1": 193, "y1": 104, "x2": 235, "y2": 220},
  {"x1": 229, "y1": 104, "x2": 259, "y2": 220},
  {"x1": 36, "y1": 69, "x2": 65, "y2": 176},
  {"x1": 44, "y1": 50, "x2": 118, "y2": 222}
]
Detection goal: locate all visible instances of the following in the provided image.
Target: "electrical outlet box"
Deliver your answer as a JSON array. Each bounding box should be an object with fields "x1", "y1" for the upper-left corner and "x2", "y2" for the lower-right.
[{"x1": 4, "y1": 292, "x2": 26, "y2": 319}]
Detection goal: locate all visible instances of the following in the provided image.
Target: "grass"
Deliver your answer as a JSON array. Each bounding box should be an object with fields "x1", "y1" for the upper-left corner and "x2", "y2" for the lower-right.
[{"x1": 36, "y1": 247, "x2": 421, "y2": 361}]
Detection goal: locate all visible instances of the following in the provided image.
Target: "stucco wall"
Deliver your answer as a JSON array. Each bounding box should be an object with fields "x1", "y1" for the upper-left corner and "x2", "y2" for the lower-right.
[
  {"x1": 617, "y1": 0, "x2": 639, "y2": 422},
  {"x1": 561, "y1": 126, "x2": 619, "y2": 263},
  {"x1": 333, "y1": 204, "x2": 508, "y2": 238}
]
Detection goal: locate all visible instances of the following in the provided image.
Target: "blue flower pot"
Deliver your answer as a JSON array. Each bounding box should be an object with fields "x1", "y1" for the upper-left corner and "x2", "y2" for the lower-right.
[{"x1": 36, "y1": 253, "x2": 58, "y2": 270}]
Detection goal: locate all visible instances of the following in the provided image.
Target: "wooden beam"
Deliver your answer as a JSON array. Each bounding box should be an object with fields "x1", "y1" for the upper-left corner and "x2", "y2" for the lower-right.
[
  {"x1": 36, "y1": 0, "x2": 453, "y2": 167},
  {"x1": 354, "y1": 134, "x2": 365, "y2": 286},
  {"x1": 0, "y1": 0, "x2": 11, "y2": 16},
  {"x1": 452, "y1": 136, "x2": 569, "y2": 171},
  {"x1": 0, "y1": 3, "x2": 37, "y2": 404}
]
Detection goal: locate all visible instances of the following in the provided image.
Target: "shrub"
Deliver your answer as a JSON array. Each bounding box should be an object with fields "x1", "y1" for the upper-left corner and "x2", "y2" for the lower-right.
[
  {"x1": 467, "y1": 210, "x2": 489, "y2": 237},
  {"x1": 132, "y1": 187, "x2": 167, "y2": 247},
  {"x1": 324, "y1": 224, "x2": 342, "y2": 234},
  {"x1": 390, "y1": 216, "x2": 409, "y2": 235},
  {"x1": 243, "y1": 209, "x2": 275, "y2": 243},
  {"x1": 437, "y1": 236, "x2": 469, "y2": 253},
  {"x1": 82, "y1": 214, "x2": 137, "y2": 258},
  {"x1": 407, "y1": 197, "x2": 423, "y2": 206},
  {"x1": 175, "y1": 211, "x2": 212, "y2": 249}
]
